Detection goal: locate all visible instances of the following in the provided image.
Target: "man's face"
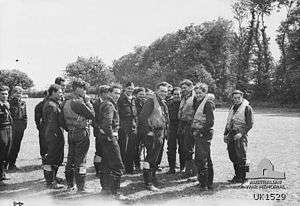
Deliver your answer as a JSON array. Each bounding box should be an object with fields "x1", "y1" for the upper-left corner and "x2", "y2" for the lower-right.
[
  {"x1": 233, "y1": 94, "x2": 243, "y2": 105},
  {"x1": 157, "y1": 86, "x2": 168, "y2": 100},
  {"x1": 195, "y1": 88, "x2": 206, "y2": 100},
  {"x1": 125, "y1": 86, "x2": 134, "y2": 96},
  {"x1": 75, "y1": 87, "x2": 86, "y2": 97},
  {"x1": 181, "y1": 84, "x2": 192, "y2": 97},
  {"x1": 0, "y1": 90, "x2": 9, "y2": 102},
  {"x1": 173, "y1": 90, "x2": 181, "y2": 101},
  {"x1": 60, "y1": 81, "x2": 66, "y2": 90},
  {"x1": 136, "y1": 90, "x2": 146, "y2": 100},
  {"x1": 53, "y1": 89, "x2": 63, "y2": 101},
  {"x1": 111, "y1": 88, "x2": 121, "y2": 102},
  {"x1": 13, "y1": 90, "x2": 23, "y2": 99}
]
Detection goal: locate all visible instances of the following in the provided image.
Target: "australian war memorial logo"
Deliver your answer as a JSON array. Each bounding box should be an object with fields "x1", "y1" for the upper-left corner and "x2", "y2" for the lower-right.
[{"x1": 244, "y1": 158, "x2": 286, "y2": 189}]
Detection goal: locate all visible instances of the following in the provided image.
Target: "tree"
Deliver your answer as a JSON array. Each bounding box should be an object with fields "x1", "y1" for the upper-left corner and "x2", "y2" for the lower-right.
[
  {"x1": 65, "y1": 56, "x2": 115, "y2": 89},
  {"x1": 0, "y1": 69, "x2": 34, "y2": 92}
]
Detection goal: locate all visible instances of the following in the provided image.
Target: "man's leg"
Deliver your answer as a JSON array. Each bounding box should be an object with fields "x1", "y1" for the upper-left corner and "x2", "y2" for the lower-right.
[
  {"x1": 8, "y1": 124, "x2": 25, "y2": 169},
  {"x1": 182, "y1": 123, "x2": 195, "y2": 177},
  {"x1": 235, "y1": 137, "x2": 248, "y2": 182},
  {"x1": 227, "y1": 137, "x2": 240, "y2": 183},
  {"x1": 167, "y1": 124, "x2": 177, "y2": 173},
  {"x1": 38, "y1": 128, "x2": 47, "y2": 164},
  {"x1": 65, "y1": 136, "x2": 75, "y2": 189}
]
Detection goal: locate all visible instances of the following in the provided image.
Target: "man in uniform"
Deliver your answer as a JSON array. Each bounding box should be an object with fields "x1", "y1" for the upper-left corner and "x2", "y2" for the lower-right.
[
  {"x1": 7, "y1": 86, "x2": 27, "y2": 170},
  {"x1": 42, "y1": 84, "x2": 64, "y2": 189},
  {"x1": 166, "y1": 87, "x2": 184, "y2": 174},
  {"x1": 63, "y1": 79, "x2": 95, "y2": 192},
  {"x1": 139, "y1": 82, "x2": 169, "y2": 191},
  {"x1": 0, "y1": 86, "x2": 12, "y2": 186},
  {"x1": 224, "y1": 90, "x2": 254, "y2": 183},
  {"x1": 96, "y1": 84, "x2": 127, "y2": 199},
  {"x1": 34, "y1": 90, "x2": 48, "y2": 164},
  {"x1": 117, "y1": 82, "x2": 137, "y2": 174},
  {"x1": 178, "y1": 79, "x2": 196, "y2": 178},
  {"x1": 92, "y1": 85, "x2": 110, "y2": 177},
  {"x1": 191, "y1": 83, "x2": 215, "y2": 190}
]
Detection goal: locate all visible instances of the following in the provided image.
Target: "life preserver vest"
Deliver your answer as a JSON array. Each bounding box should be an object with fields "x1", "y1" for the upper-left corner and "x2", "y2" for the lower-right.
[
  {"x1": 191, "y1": 93, "x2": 215, "y2": 130},
  {"x1": 226, "y1": 99, "x2": 249, "y2": 132},
  {"x1": 178, "y1": 92, "x2": 195, "y2": 122},
  {"x1": 147, "y1": 94, "x2": 166, "y2": 129}
]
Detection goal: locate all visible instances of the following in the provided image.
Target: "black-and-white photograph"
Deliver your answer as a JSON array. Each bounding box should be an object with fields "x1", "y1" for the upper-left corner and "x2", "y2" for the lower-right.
[{"x1": 0, "y1": 0, "x2": 299, "y2": 205}]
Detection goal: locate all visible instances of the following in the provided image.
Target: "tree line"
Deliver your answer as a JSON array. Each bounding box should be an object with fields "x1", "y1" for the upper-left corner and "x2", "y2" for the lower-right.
[{"x1": 1, "y1": 0, "x2": 299, "y2": 105}]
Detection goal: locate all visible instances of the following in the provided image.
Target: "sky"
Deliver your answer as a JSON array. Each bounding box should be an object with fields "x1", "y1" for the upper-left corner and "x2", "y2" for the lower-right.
[{"x1": 0, "y1": 0, "x2": 287, "y2": 90}]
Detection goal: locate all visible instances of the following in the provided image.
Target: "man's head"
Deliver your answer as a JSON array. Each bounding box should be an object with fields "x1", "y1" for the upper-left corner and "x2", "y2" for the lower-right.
[
  {"x1": 124, "y1": 82, "x2": 135, "y2": 97},
  {"x1": 172, "y1": 87, "x2": 182, "y2": 101},
  {"x1": 11, "y1": 86, "x2": 24, "y2": 99},
  {"x1": 232, "y1": 90, "x2": 243, "y2": 105},
  {"x1": 133, "y1": 87, "x2": 146, "y2": 100},
  {"x1": 108, "y1": 84, "x2": 122, "y2": 103},
  {"x1": 145, "y1": 88, "x2": 154, "y2": 99},
  {"x1": 179, "y1": 79, "x2": 194, "y2": 97},
  {"x1": 156, "y1": 82, "x2": 169, "y2": 100},
  {"x1": 194, "y1": 83, "x2": 208, "y2": 101},
  {"x1": 48, "y1": 84, "x2": 63, "y2": 101},
  {"x1": 55, "y1": 77, "x2": 66, "y2": 90},
  {"x1": 97, "y1": 85, "x2": 110, "y2": 98},
  {"x1": 0, "y1": 85, "x2": 9, "y2": 102},
  {"x1": 71, "y1": 79, "x2": 88, "y2": 98}
]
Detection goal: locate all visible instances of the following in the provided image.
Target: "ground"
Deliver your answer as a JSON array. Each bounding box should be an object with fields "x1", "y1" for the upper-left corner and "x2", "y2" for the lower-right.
[{"x1": 0, "y1": 98, "x2": 299, "y2": 206}]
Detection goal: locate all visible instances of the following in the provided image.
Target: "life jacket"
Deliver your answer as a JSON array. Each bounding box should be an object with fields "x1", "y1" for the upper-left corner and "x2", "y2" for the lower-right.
[
  {"x1": 0, "y1": 101, "x2": 12, "y2": 128},
  {"x1": 148, "y1": 94, "x2": 166, "y2": 129},
  {"x1": 226, "y1": 99, "x2": 249, "y2": 133},
  {"x1": 178, "y1": 91, "x2": 195, "y2": 122},
  {"x1": 191, "y1": 93, "x2": 215, "y2": 130},
  {"x1": 63, "y1": 98, "x2": 90, "y2": 130}
]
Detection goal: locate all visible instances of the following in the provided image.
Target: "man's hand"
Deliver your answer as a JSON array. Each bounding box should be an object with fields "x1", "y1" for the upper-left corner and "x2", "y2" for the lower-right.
[
  {"x1": 233, "y1": 133, "x2": 242, "y2": 141},
  {"x1": 223, "y1": 135, "x2": 229, "y2": 143}
]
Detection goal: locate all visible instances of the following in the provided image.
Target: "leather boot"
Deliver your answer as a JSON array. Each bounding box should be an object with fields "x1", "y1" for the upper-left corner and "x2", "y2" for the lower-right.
[
  {"x1": 207, "y1": 166, "x2": 214, "y2": 190},
  {"x1": 53, "y1": 166, "x2": 64, "y2": 184},
  {"x1": 44, "y1": 170, "x2": 64, "y2": 189},
  {"x1": 65, "y1": 170, "x2": 75, "y2": 189},
  {"x1": 152, "y1": 169, "x2": 160, "y2": 186},
  {"x1": 143, "y1": 169, "x2": 159, "y2": 191},
  {"x1": 197, "y1": 170, "x2": 208, "y2": 191},
  {"x1": 94, "y1": 162, "x2": 101, "y2": 177},
  {"x1": 100, "y1": 173, "x2": 111, "y2": 195},
  {"x1": 110, "y1": 175, "x2": 128, "y2": 200},
  {"x1": 75, "y1": 173, "x2": 86, "y2": 192},
  {"x1": 181, "y1": 160, "x2": 193, "y2": 178}
]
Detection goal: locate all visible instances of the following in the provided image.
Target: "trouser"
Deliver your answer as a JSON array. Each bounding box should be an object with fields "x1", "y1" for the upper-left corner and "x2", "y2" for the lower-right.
[
  {"x1": 134, "y1": 131, "x2": 142, "y2": 169},
  {"x1": 94, "y1": 135, "x2": 104, "y2": 176},
  {"x1": 227, "y1": 133, "x2": 248, "y2": 180},
  {"x1": 8, "y1": 121, "x2": 26, "y2": 166},
  {"x1": 118, "y1": 127, "x2": 137, "y2": 173},
  {"x1": 167, "y1": 122, "x2": 185, "y2": 170},
  {"x1": 0, "y1": 126, "x2": 12, "y2": 179},
  {"x1": 157, "y1": 138, "x2": 165, "y2": 168},
  {"x1": 65, "y1": 128, "x2": 90, "y2": 190},
  {"x1": 194, "y1": 135, "x2": 213, "y2": 187},
  {"x1": 38, "y1": 127, "x2": 47, "y2": 163},
  {"x1": 178, "y1": 121, "x2": 195, "y2": 174},
  {"x1": 98, "y1": 133, "x2": 124, "y2": 193},
  {"x1": 142, "y1": 129, "x2": 164, "y2": 186}
]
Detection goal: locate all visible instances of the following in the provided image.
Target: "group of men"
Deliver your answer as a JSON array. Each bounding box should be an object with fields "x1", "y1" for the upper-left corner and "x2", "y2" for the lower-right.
[{"x1": 0, "y1": 77, "x2": 254, "y2": 200}]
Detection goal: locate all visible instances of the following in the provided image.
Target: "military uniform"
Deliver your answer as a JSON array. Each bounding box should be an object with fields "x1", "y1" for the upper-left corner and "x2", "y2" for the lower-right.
[
  {"x1": 8, "y1": 97, "x2": 27, "y2": 168},
  {"x1": 0, "y1": 101, "x2": 12, "y2": 183},
  {"x1": 42, "y1": 97, "x2": 65, "y2": 188},
  {"x1": 134, "y1": 97, "x2": 145, "y2": 171},
  {"x1": 224, "y1": 98, "x2": 253, "y2": 183},
  {"x1": 117, "y1": 93, "x2": 138, "y2": 173},
  {"x1": 34, "y1": 98, "x2": 48, "y2": 164},
  {"x1": 63, "y1": 94, "x2": 95, "y2": 191},
  {"x1": 166, "y1": 98, "x2": 185, "y2": 172},
  {"x1": 178, "y1": 91, "x2": 196, "y2": 177},
  {"x1": 139, "y1": 94, "x2": 169, "y2": 190},
  {"x1": 96, "y1": 96, "x2": 124, "y2": 195},
  {"x1": 191, "y1": 94, "x2": 215, "y2": 189}
]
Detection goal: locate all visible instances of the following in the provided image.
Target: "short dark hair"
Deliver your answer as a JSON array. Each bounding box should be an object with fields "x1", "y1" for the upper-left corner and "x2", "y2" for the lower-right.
[
  {"x1": 156, "y1": 82, "x2": 169, "y2": 89},
  {"x1": 179, "y1": 79, "x2": 193, "y2": 87},
  {"x1": 194, "y1": 83, "x2": 208, "y2": 93},
  {"x1": 71, "y1": 79, "x2": 88, "y2": 90},
  {"x1": 0, "y1": 85, "x2": 9, "y2": 92},
  {"x1": 232, "y1": 90, "x2": 243, "y2": 96},
  {"x1": 98, "y1": 85, "x2": 110, "y2": 94},
  {"x1": 54, "y1": 77, "x2": 65, "y2": 85},
  {"x1": 108, "y1": 84, "x2": 122, "y2": 93},
  {"x1": 133, "y1": 87, "x2": 145, "y2": 96},
  {"x1": 48, "y1": 84, "x2": 62, "y2": 96}
]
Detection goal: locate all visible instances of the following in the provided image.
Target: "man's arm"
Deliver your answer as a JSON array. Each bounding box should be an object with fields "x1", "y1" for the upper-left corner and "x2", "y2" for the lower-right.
[
  {"x1": 101, "y1": 102, "x2": 114, "y2": 138},
  {"x1": 70, "y1": 99, "x2": 95, "y2": 120},
  {"x1": 34, "y1": 101, "x2": 43, "y2": 129},
  {"x1": 244, "y1": 105, "x2": 254, "y2": 135},
  {"x1": 201, "y1": 101, "x2": 214, "y2": 132}
]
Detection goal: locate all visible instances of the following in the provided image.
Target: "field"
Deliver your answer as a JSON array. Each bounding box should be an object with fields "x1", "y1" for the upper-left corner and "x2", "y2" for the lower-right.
[{"x1": 0, "y1": 98, "x2": 299, "y2": 206}]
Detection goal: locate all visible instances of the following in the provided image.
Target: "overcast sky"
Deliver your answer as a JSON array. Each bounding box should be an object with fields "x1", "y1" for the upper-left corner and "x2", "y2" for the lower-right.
[{"x1": 0, "y1": 0, "x2": 286, "y2": 89}]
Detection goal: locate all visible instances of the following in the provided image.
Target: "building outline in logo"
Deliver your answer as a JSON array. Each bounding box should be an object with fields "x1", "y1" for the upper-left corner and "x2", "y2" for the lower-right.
[{"x1": 246, "y1": 158, "x2": 286, "y2": 180}]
